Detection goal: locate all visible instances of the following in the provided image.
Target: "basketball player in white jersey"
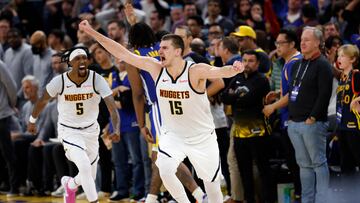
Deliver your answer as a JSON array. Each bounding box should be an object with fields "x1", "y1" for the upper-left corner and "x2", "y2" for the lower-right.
[
  {"x1": 27, "y1": 47, "x2": 120, "y2": 203},
  {"x1": 80, "y1": 20, "x2": 244, "y2": 203}
]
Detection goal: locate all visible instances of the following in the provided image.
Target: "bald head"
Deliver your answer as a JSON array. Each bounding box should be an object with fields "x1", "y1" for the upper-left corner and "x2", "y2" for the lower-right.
[
  {"x1": 30, "y1": 31, "x2": 46, "y2": 45},
  {"x1": 30, "y1": 31, "x2": 47, "y2": 55}
]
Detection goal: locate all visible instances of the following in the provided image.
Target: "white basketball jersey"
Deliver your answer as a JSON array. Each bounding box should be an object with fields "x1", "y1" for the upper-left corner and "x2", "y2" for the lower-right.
[
  {"x1": 156, "y1": 61, "x2": 215, "y2": 143},
  {"x1": 46, "y1": 70, "x2": 112, "y2": 128}
]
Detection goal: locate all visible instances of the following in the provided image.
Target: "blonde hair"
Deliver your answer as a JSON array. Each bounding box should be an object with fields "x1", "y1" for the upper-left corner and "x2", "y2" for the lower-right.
[{"x1": 338, "y1": 44, "x2": 360, "y2": 65}]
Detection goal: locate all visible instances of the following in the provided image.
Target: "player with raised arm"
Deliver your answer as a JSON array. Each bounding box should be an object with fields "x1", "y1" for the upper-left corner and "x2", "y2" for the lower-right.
[{"x1": 79, "y1": 20, "x2": 244, "y2": 203}]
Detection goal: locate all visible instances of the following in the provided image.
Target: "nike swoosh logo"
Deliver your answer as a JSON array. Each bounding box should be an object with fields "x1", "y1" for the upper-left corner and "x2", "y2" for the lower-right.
[
  {"x1": 66, "y1": 85, "x2": 73, "y2": 88},
  {"x1": 162, "y1": 79, "x2": 168, "y2": 82}
]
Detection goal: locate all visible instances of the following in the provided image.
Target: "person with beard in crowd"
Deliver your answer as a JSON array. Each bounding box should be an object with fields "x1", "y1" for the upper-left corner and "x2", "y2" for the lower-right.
[
  {"x1": 221, "y1": 50, "x2": 274, "y2": 203},
  {"x1": 30, "y1": 31, "x2": 56, "y2": 93},
  {"x1": 4, "y1": 28, "x2": 33, "y2": 107}
]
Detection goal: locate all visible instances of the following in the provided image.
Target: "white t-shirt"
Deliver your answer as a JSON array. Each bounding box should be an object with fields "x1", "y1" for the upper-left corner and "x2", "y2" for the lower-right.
[{"x1": 46, "y1": 70, "x2": 112, "y2": 128}]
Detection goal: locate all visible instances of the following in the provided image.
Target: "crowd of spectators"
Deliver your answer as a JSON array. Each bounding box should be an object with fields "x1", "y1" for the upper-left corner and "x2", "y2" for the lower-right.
[{"x1": 0, "y1": 0, "x2": 360, "y2": 202}]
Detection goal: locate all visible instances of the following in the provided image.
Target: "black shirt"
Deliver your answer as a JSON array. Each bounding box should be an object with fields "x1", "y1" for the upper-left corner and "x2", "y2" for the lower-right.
[{"x1": 288, "y1": 54, "x2": 333, "y2": 122}]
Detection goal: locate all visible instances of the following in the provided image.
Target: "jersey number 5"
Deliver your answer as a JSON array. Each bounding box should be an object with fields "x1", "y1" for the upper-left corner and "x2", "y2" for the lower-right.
[
  {"x1": 169, "y1": 100, "x2": 183, "y2": 115},
  {"x1": 76, "y1": 102, "x2": 84, "y2": 115}
]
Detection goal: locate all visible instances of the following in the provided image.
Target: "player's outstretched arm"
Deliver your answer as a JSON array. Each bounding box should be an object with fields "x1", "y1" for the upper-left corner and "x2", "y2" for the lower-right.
[
  {"x1": 104, "y1": 95, "x2": 121, "y2": 142},
  {"x1": 27, "y1": 90, "x2": 52, "y2": 135},
  {"x1": 79, "y1": 20, "x2": 161, "y2": 76},
  {"x1": 193, "y1": 60, "x2": 245, "y2": 80}
]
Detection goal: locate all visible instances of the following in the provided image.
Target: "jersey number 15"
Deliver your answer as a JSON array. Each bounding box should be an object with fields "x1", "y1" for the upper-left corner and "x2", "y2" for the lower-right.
[{"x1": 169, "y1": 100, "x2": 183, "y2": 115}]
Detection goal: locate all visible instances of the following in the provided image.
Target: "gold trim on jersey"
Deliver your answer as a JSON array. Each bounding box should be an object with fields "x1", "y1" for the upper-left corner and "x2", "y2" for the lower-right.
[{"x1": 64, "y1": 93, "x2": 94, "y2": 101}]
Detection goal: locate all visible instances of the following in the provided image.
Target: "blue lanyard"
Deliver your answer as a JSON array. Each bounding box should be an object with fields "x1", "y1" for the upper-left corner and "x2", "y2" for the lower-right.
[{"x1": 292, "y1": 60, "x2": 310, "y2": 87}]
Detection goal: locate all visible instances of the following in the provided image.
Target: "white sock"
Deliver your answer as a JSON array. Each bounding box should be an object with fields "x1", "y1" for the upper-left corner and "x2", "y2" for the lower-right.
[
  {"x1": 68, "y1": 178, "x2": 78, "y2": 190},
  {"x1": 145, "y1": 194, "x2": 158, "y2": 203},
  {"x1": 192, "y1": 187, "x2": 205, "y2": 203}
]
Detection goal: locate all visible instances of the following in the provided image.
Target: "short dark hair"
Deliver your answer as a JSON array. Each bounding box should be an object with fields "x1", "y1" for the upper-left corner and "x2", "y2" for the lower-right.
[
  {"x1": 177, "y1": 25, "x2": 192, "y2": 37},
  {"x1": 161, "y1": 34, "x2": 184, "y2": 55},
  {"x1": 155, "y1": 30, "x2": 170, "y2": 42},
  {"x1": 208, "y1": 0, "x2": 220, "y2": 5},
  {"x1": 208, "y1": 23, "x2": 223, "y2": 31},
  {"x1": 302, "y1": 3, "x2": 317, "y2": 19},
  {"x1": 129, "y1": 22, "x2": 157, "y2": 49},
  {"x1": 279, "y1": 28, "x2": 299, "y2": 49},
  {"x1": 325, "y1": 35, "x2": 343, "y2": 50},
  {"x1": 52, "y1": 52, "x2": 63, "y2": 58},
  {"x1": 221, "y1": 37, "x2": 239, "y2": 54},
  {"x1": 49, "y1": 29, "x2": 65, "y2": 42},
  {"x1": 187, "y1": 15, "x2": 204, "y2": 26},
  {"x1": 107, "y1": 19, "x2": 126, "y2": 29},
  {"x1": 324, "y1": 21, "x2": 340, "y2": 32},
  {"x1": 242, "y1": 49, "x2": 260, "y2": 61},
  {"x1": 152, "y1": 10, "x2": 166, "y2": 22},
  {"x1": 0, "y1": 9, "x2": 13, "y2": 27}
]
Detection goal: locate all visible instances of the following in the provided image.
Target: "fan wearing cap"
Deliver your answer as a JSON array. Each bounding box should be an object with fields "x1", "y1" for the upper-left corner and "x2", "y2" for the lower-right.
[
  {"x1": 27, "y1": 47, "x2": 120, "y2": 203},
  {"x1": 230, "y1": 25, "x2": 271, "y2": 75}
]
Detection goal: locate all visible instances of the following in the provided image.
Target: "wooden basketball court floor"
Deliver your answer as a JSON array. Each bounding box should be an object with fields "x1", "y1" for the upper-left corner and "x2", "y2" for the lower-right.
[{"x1": 0, "y1": 195, "x2": 132, "y2": 203}]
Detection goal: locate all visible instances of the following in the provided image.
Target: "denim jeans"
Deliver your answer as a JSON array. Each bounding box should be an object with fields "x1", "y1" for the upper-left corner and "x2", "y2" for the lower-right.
[
  {"x1": 112, "y1": 130, "x2": 144, "y2": 196},
  {"x1": 139, "y1": 133, "x2": 152, "y2": 194},
  {"x1": 288, "y1": 121, "x2": 329, "y2": 203}
]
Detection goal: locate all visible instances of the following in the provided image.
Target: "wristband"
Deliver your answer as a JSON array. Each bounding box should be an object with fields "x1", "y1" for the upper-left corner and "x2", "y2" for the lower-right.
[{"x1": 29, "y1": 115, "x2": 37, "y2": 123}]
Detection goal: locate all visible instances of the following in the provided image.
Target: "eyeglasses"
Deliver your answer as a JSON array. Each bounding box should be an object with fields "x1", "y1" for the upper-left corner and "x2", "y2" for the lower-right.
[
  {"x1": 274, "y1": 41, "x2": 289, "y2": 46},
  {"x1": 209, "y1": 31, "x2": 221, "y2": 35}
]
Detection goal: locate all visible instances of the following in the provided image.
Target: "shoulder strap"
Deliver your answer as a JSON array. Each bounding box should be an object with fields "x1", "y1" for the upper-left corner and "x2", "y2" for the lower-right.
[
  {"x1": 92, "y1": 70, "x2": 100, "y2": 95},
  {"x1": 59, "y1": 73, "x2": 65, "y2": 95}
]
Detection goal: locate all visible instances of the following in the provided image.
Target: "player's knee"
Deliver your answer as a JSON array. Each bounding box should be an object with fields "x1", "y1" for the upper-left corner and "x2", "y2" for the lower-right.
[
  {"x1": 73, "y1": 156, "x2": 92, "y2": 174},
  {"x1": 156, "y1": 157, "x2": 178, "y2": 178}
]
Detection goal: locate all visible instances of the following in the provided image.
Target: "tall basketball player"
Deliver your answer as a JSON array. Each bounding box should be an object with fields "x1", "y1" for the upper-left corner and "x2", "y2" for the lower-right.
[{"x1": 80, "y1": 20, "x2": 244, "y2": 203}]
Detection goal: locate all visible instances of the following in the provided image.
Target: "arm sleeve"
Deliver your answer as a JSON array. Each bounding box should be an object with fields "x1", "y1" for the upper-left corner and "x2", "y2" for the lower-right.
[
  {"x1": 23, "y1": 49, "x2": 34, "y2": 75},
  {"x1": 95, "y1": 73, "x2": 113, "y2": 98},
  {"x1": 46, "y1": 75, "x2": 63, "y2": 97}
]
